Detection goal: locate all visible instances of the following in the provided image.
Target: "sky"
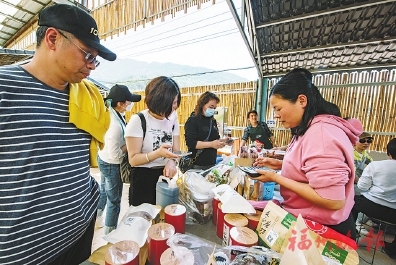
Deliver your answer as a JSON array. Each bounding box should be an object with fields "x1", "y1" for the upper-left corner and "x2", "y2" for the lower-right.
[{"x1": 99, "y1": 0, "x2": 259, "y2": 81}]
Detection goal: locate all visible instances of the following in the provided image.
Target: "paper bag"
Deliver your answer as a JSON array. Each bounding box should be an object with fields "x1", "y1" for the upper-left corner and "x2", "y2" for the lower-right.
[
  {"x1": 280, "y1": 215, "x2": 326, "y2": 265},
  {"x1": 234, "y1": 158, "x2": 254, "y2": 197},
  {"x1": 212, "y1": 184, "x2": 256, "y2": 214},
  {"x1": 256, "y1": 201, "x2": 359, "y2": 265}
]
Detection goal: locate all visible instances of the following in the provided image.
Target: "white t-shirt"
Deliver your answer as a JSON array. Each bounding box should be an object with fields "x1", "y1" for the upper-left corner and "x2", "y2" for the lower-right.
[
  {"x1": 98, "y1": 109, "x2": 126, "y2": 164},
  {"x1": 125, "y1": 109, "x2": 179, "y2": 168},
  {"x1": 358, "y1": 159, "x2": 396, "y2": 209}
]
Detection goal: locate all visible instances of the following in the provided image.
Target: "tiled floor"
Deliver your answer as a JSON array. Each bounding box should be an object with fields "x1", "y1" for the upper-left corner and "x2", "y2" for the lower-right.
[{"x1": 90, "y1": 167, "x2": 396, "y2": 265}]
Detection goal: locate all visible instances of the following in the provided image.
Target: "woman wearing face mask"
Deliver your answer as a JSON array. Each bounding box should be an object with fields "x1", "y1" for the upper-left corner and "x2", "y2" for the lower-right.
[
  {"x1": 96, "y1": 84, "x2": 141, "y2": 234},
  {"x1": 184, "y1": 91, "x2": 227, "y2": 171}
]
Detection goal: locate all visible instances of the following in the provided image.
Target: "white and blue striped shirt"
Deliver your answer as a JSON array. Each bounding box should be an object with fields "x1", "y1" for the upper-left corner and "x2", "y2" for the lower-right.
[{"x1": 0, "y1": 65, "x2": 99, "y2": 264}]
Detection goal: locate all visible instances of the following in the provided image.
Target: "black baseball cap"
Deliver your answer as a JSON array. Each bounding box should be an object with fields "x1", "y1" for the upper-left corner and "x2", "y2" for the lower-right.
[
  {"x1": 106, "y1": 85, "x2": 141, "y2": 103},
  {"x1": 38, "y1": 4, "x2": 116, "y2": 61}
]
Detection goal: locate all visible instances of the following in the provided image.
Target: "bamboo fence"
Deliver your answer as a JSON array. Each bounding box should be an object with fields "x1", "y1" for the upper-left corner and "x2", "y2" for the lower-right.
[
  {"x1": 126, "y1": 69, "x2": 395, "y2": 153},
  {"x1": 87, "y1": 0, "x2": 215, "y2": 40},
  {"x1": 6, "y1": 0, "x2": 215, "y2": 50},
  {"x1": 266, "y1": 69, "x2": 396, "y2": 152}
]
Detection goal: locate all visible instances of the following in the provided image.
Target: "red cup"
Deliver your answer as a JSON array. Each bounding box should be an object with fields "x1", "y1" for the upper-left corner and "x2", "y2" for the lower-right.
[
  {"x1": 216, "y1": 203, "x2": 225, "y2": 239},
  {"x1": 147, "y1": 223, "x2": 175, "y2": 265},
  {"x1": 212, "y1": 198, "x2": 220, "y2": 226},
  {"x1": 223, "y1": 213, "x2": 248, "y2": 246},
  {"x1": 164, "y1": 204, "x2": 186, "y2": 234},
  {"x1": 104, "y1": 240, "x2": 140, "y2": 265},
  {"x1": 243, "y1": 210, "x2": 262, "y2": 231}
]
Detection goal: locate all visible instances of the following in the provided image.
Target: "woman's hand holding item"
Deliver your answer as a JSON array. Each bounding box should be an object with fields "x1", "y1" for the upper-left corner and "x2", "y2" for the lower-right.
[
  {"x1": 212, "y1": 139, "x2": 226, "y2": 149},
  {"x1": 254, "y1": 169, "x2": 279, "y2": 182},
  {"x1": 254, "y1": 157, "x2": 282, "y2": 170},
  {"x1": 163, "y1": 159, "x2": 178, "y2": 178},
  {"x1": 156, "y1": 143, "x2": 179, "y2": 159},
  {"x1": 222, "y1": 137, "x2": 234, "y2": 146}
]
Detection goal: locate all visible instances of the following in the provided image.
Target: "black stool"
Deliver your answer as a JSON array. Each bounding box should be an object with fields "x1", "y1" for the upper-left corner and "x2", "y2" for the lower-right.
[{"x1": 357, "y1": 214, "x2": 396, "y2": 264}]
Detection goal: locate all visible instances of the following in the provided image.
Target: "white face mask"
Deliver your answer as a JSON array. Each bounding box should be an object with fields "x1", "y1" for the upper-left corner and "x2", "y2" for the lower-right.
[
  {"x1": 125, "y1": 102, "x2": 133, "y2": 111},
  {"x1": 204, "y1": 107, "x2": 216, "y2": 117}
]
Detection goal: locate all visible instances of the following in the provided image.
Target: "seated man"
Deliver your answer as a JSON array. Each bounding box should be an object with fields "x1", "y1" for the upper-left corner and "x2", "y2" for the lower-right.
[
  {"x1": 354, "y1": 132, "x2": 374, "y2": 194},
  {"x1": 351, "y1": 138, "x2": 396, "y2": 259}
]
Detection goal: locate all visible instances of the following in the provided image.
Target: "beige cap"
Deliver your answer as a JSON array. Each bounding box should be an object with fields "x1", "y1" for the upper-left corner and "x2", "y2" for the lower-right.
[{"x1": 359, "y1": 132, "x2": 373, "y2": 140}]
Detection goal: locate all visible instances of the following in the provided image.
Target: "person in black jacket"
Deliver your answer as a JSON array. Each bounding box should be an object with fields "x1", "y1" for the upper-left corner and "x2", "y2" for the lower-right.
[{"x1": 184, "y1": 92, "x2": 229, "y2": 170}]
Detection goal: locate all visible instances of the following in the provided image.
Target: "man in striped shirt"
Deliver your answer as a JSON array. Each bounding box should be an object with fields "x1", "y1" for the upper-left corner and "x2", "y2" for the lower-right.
[{"x1": 0, "y1": 4, "x2": 116, "y2": 265}]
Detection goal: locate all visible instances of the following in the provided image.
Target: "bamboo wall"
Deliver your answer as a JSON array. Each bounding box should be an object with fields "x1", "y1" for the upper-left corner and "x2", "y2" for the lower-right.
[{"x1": 125, "y1": 69, "x2": 395, "y2": 153}]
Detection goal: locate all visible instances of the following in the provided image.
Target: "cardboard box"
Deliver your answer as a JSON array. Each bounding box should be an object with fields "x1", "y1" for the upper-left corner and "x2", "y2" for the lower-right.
[{"x1": 234, "y1": 158, "x2": 254, "y2": 166}]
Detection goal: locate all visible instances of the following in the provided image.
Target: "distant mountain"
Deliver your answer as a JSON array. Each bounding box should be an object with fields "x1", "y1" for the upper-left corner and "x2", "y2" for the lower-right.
[{"x1": 89, "y1": 58, "x2": 248, "y2": 90}]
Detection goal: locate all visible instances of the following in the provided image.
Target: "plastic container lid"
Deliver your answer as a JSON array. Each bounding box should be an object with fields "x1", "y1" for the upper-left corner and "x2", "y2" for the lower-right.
[
  {"x1": 104, "y1": 240, "x2": 139, "y2": 265},
  {"x1": 147, "y1": 223, "x2": 175, "y2": 241},
  {"x1": 160, "y1": 246, "x2": 194, "y2": 265}
]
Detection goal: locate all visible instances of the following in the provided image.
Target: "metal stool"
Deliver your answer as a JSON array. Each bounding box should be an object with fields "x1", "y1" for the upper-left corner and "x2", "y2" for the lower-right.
[{"x1": 357, "y1": 214, "x2": 396, "y2": 264}]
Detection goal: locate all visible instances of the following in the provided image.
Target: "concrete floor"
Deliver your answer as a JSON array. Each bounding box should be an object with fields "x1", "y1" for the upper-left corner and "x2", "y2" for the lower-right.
[{"x1": 90, "y1": 158, "x2": 396, "y2": 264}]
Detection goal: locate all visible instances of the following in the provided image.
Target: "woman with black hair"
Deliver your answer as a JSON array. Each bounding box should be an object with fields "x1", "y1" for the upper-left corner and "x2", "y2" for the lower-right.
[
  {"x1": 97, "y1": 84, "x2": 141, "y2": 234},
  {"x1": 125, "y1": 76, "x2": 181, "y2": 206},
  {"x1": 254, "y1": 68, "x2": 362, "y2": 239}
]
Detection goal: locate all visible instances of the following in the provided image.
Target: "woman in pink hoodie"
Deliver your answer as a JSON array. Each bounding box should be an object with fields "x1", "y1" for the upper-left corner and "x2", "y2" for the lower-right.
[{"x1": 254, "y1": 68, "x2": 362, "y2": 240}]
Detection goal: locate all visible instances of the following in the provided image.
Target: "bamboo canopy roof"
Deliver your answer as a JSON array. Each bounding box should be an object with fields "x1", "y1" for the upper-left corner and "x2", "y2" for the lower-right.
[
  {"x1": 0, "y1": 0, "x2": 394, "y2": 76},
  {"x1": 0, "y1": 0, "x2": 215, "y2": 65}
]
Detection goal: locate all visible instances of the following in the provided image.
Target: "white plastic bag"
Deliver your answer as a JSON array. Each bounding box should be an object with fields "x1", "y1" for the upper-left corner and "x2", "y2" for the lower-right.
[
  {"x1": 177, "y1": 171, "x2": 216, "y2": 224},
  {"x1": 103, "y1": 203, "x2": 160, "y2": 247}
]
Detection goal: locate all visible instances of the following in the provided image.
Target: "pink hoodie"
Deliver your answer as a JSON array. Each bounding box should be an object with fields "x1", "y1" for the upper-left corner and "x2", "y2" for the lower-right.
[{"x1": 281, "y1": 115, "x2": 362, "y2": 225}]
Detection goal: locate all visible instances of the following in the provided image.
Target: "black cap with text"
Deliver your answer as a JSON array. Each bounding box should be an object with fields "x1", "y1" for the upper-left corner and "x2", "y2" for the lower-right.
[
  {"x1": 38, "y1": 4, "x2": 116, "y2": 61},
  {"x1": 106, "y1": 85, "x2": 141, "y2": 103}
]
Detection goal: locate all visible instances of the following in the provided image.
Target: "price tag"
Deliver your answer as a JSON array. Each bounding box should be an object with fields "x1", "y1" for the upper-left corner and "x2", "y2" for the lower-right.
[{"x1": 266, "y1": 119, "x2": 276, "y2": 128}]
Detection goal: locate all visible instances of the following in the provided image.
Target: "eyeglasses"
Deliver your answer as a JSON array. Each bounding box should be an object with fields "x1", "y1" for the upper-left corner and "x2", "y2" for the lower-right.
[
  {"x1": 57, "y1": 30, "x2": 100, "y2": 68},
  {"x1": 359, "y1": 138, "x2": 373, "y2": 144}
]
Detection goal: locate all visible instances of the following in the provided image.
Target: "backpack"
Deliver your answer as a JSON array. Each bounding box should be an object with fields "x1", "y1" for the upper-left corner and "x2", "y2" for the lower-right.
[{"x1": 120, "y1": 112, "x2": 146, "y2": 183}]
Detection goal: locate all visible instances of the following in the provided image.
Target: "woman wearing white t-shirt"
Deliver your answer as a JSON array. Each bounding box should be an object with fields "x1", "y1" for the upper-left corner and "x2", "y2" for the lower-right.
[
  {"x1": 97, "y1": 84, "x2": 141, "y2": 234},
  {"x1": 125, "y1": 76, "x2": 181, "y2": 206}
]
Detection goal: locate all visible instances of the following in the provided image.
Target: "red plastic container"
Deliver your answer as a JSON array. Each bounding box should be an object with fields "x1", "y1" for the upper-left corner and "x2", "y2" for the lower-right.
[
  {"x1": 147, "y1": 223, "x2": 175, "y2": 265},
  {"x1": 164, "y1": 204, "x2": 186, "y2": 234}
]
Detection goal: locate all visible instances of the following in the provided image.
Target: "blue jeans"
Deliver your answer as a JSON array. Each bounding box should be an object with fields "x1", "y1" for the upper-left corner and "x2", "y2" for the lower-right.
[{"x1": 97, "y1": 156, "x2": 123, "y2": 228}]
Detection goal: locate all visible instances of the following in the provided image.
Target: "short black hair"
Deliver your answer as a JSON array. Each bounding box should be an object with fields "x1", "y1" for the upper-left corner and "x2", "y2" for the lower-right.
[
  {"x1": 387, "y1": 138, "x2": 396, "y2": 159},
  {"x1": 36, "y1": 26, "x2": 49, "y2": 47},
  {"x1": 247, "y1": 110, "x2": 258, "y2": 118},
  {"x1": 145, "y1": 76, "x2": 181, "y2": 118}
]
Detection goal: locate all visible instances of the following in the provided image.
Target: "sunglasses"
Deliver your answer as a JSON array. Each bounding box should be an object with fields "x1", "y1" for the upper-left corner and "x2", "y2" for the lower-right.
[
  {"x1": 58, "y1": 30, "x2": 100, "y2": 67},
  {"x1": 359, "y1": 138, "x2": 373, "y2": 144}
]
